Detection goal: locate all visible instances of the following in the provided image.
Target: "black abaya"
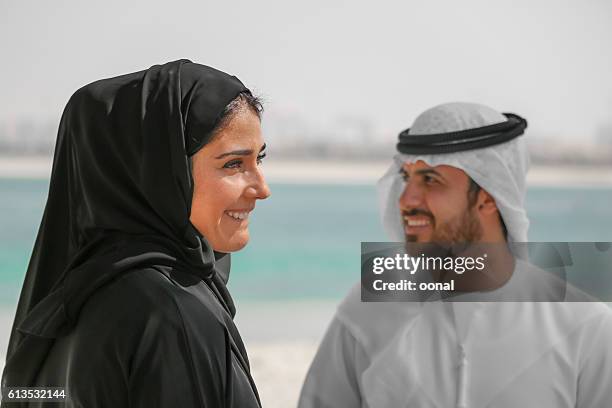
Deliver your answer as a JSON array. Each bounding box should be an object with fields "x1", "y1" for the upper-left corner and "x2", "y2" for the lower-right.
[{"x1": 30, "y1": 265, "x2": 260, "y2": 407}]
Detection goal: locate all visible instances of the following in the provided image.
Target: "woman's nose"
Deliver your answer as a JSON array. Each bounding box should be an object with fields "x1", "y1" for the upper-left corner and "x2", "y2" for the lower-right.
[
  {"x1": 245, "y1": 167, "x2": 271, "y2": 200},
  {"x1": 257, "y1": 179, "x2": 271, "y2": 200}
]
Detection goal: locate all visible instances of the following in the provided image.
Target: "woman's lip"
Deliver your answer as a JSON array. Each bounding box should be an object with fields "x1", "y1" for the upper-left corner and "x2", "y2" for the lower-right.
[{"x1": 224, "y1": 209, "x2": 252, "y2": 222}]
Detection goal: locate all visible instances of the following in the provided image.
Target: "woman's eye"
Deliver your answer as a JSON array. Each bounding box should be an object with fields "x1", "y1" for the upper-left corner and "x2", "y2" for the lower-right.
[
  {"x1": 256, "y1": 153, "x2": 266, "y2": 165},
  {"x1": 223, "y1": 159, "x2": 242, "y2": 169},
  {"x1": 223, "y1": 154, "x2": 266, "y2": 169}
]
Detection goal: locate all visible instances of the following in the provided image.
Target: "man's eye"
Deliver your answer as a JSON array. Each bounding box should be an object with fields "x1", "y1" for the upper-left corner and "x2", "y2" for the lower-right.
[
  {"x1": 399, "y1": 169, "x2": 409, "y2": 181},
  {"x1": 424, "y1": 175, "x2": 437, "y2": 184},
  {"x1": 223, "y1": 159, "x2": 242, "y2": 169}
]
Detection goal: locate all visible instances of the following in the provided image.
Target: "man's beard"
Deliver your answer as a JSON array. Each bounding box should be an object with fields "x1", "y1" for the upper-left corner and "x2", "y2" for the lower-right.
[
  {"x1": 406, "y1": 205, "x2": 483, "y2": 244},
  {"x1": 405, "y1": 206, "x2": 485, "y2": 285}
]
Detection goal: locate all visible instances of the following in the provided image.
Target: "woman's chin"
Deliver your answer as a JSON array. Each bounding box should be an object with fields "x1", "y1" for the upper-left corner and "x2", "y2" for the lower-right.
[{"x1": 213, "y1": 233, "x2": 250, "y2": 253}]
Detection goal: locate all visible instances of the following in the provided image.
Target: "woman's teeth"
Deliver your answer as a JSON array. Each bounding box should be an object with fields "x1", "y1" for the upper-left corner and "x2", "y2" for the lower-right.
[{"x1": 227, "y1": 211, "x2": 249, "y2": 220}]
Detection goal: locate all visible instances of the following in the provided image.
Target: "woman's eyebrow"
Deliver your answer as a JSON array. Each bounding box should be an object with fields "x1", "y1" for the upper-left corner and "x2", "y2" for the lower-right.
[
  {"x1": 215, "y1": 149, "x2": 252, "y2": 159},
  {"x1": 214, "y1": 144, "x2": 266, "y2": 160}
]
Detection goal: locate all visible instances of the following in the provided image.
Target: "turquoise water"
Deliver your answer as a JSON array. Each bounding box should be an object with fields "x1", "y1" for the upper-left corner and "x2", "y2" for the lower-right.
[{"x1": 1, "y1": 178, "x2": 612, "y2": 304}]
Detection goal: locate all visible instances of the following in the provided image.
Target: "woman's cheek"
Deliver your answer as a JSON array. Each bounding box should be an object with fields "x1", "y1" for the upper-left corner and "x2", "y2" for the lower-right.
[{"x1": 221, "y1": 176, "x2": 247, "y2": 200}]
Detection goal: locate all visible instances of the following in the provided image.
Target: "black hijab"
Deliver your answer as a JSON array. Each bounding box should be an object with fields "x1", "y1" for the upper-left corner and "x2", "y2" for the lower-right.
[{"x1": 3, "y1": 59, "x2": 250, "y2": 387}]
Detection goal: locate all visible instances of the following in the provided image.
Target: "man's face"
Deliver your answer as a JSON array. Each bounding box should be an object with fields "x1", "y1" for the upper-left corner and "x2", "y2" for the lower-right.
[{"x1": 399, "y1": 160, "x2": 483, "y2": 243}]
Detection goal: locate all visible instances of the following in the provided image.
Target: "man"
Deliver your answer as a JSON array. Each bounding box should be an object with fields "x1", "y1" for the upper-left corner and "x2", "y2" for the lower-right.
[{"x1": 298, "y1": 102, "x2": 612, "y2": 407}]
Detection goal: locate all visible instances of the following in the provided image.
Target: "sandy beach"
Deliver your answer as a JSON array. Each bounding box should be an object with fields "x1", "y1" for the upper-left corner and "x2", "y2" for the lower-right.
[
  {"x1": 235, "y1": 301, "x2": 338, "y2": 407},
  {"x1": 2, "y1": 156, "x2": 612, "y2": 187}
]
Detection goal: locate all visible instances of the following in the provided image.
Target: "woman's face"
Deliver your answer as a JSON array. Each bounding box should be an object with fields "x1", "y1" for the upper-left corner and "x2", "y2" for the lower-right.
[{"x1": 189, "y1": 108, "x2": 271, "y2": 252}]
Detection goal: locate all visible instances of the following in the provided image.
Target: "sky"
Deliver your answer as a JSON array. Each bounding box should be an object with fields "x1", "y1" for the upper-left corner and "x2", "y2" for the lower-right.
[{"x1": 1, "y1": 0, "x2": 611, "y2": 143}]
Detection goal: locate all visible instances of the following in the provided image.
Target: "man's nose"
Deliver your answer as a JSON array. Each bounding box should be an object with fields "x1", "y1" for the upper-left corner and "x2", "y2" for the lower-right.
[{"x1": 399, "y1": 179, "x2": 424, "y2": 210}]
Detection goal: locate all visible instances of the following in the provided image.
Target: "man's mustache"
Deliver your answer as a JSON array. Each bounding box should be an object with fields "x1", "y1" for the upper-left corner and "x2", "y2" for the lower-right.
[{"x1": 402, "y1": 209, "x2": 434, "y2": 219}]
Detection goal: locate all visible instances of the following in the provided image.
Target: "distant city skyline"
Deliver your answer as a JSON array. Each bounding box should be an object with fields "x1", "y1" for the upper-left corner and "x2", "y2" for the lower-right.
[
  {"x1": 2, "y1": 114, "x2": 611, "y2": 166},
  {"x1": 1, "y1": 0, "x2": 611, "y2": 145}
]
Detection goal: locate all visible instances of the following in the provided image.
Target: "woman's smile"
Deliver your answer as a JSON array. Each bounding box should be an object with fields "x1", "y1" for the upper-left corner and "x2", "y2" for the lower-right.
[{"x1": 225, "y1": 209, "x2": 252, "y2": 221}]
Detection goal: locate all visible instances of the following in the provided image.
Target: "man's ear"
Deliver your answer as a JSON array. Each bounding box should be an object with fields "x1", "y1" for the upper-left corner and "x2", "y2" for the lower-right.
[{"x1": 477, "y1": 189, "x2": 499, "y2": 215}]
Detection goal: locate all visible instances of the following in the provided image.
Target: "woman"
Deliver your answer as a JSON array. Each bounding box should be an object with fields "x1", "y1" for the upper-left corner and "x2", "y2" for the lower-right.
[{"x1": 2, "y1": 59, "x2": 270, "y2": 407}]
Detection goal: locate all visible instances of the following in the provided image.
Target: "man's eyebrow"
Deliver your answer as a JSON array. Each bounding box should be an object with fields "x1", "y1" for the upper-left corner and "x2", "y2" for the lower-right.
[
  {"x1": 414, "y1": 168, "x2": 442, "y2": 177},
  {"x1": 403, "y1": 167, "x2": 445, "y2": 179},
  {"x1": 214, "y1": 144, "x2": 266, "y2": 160}
]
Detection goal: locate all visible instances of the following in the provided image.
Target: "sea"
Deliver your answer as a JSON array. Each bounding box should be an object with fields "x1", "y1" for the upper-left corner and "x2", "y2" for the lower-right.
[{"x1": 1, "y1": 178, "x2": 612, "y2": 306}]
